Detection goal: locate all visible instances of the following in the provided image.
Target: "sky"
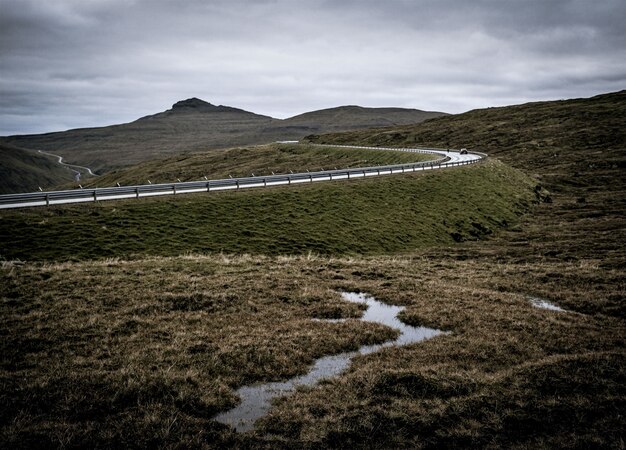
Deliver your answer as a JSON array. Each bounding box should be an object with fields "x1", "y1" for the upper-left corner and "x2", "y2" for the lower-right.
[{"x1": 1, "y1": 0, "x2": 625, "y2": 136}]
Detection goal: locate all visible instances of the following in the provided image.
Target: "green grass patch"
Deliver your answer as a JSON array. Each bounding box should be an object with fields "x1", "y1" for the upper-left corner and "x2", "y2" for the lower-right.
[
  {"x1": 71, "y1": 143, "x2": 437, "y2": 189},
  {"x1": 0, "y1": 160, "x2": 535, "y2": 261}
]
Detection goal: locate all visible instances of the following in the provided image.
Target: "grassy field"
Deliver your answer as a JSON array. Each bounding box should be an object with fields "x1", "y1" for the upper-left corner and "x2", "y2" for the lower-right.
[
  {"x1": 308, "y1": 91, "x2": 626, "y2": 269},
  {"x1": 67, "y1": 143, "x2": 437, "y2": 189},
  {"x1": 0, "y1": 160, "x2": 533, "y2": 261},
  {"x1": 1, "y1": 91, "x2": 624, "y2": 448},
  {"x1": 1, "y1": 253, "x2": 623, "y2": 448}
]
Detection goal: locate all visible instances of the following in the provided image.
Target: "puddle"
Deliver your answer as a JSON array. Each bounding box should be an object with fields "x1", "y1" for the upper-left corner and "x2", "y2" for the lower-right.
[
  {"x1": 528, "y1": 296, "x2": 566, "y2": 312},
  {"x1": 214, "y1": 292, "x2": 444, "y2": 432}
]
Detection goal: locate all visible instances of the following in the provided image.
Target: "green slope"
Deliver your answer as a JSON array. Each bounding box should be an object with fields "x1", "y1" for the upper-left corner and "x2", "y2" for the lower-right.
[
  {"x1": 70, "y1": 143, "x2": 436, "y2": 189},
  {"x1": 306, "y1": 90, "x2": 626, "y2": 266},
  {"x1": 0, "y1": 160, "x2": 535, "y2": 261}
]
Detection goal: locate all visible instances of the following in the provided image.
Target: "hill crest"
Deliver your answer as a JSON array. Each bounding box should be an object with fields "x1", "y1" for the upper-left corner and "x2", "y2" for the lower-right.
[{"x1": 169, "y1": 98, "x2": 252, "y2": 115}]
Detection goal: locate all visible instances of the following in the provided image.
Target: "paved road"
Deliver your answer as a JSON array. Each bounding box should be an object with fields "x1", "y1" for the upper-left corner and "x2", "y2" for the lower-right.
[
  {"x1": 38, "y1": 150, "x2": 98, "y2": 180},
  {"x1": 0, "y1": 144, "x2": 485, "y2": 209}
]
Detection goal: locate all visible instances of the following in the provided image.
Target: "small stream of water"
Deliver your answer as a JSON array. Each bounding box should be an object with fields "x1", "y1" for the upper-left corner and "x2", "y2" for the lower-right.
[{"x1": 214, "y1": 292, "x2": 444, "y2": 432}]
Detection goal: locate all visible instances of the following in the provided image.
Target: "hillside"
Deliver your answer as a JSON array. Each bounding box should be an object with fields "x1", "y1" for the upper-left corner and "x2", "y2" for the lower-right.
[
  {"x1": 306, "y1": 90, "x2": 626, "y2": 183},
  {"x1": 68, "y1": 143, "x2": 437, "y2": 189},
  {"x1": 0, "y1": 99, "x2": 446, "y2": 185},
  {"x1": 274, "y1": 105, "x2": 446, "y2": 134},
  {"x1": 307, "y1": 90, "x2": 626, "y2": 267},
  {"x1": 0, "y1": 160, "x2": 534, "y2": 261},
  {"x1": 0, "y1": 143, "x2": 76, "y2": 194}
]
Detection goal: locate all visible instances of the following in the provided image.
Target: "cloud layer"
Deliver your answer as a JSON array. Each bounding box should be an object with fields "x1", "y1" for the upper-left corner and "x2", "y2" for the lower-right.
[{"x1": 1, "y1": 0, "x2": 625, "y2": 135}]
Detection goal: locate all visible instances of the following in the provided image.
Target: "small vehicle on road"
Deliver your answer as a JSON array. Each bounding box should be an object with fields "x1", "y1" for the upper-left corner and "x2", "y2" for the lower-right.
[{"x1": 460, "y1": 148, "x2": 468, "y2": 155}]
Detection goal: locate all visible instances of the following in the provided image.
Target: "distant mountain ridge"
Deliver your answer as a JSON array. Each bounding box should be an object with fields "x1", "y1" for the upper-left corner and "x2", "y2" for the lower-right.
[{"x1": 0, "y1": 99, "x2": 446, "y2": 187}]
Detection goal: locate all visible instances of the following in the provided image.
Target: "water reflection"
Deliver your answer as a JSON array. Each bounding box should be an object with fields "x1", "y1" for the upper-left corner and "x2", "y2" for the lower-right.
[
  {"x1": 528, "y1": 296, "x2": 566, "y2": 312},
  {"x1": 214, "y1": 292, "x2": 444, "y2": 432}
]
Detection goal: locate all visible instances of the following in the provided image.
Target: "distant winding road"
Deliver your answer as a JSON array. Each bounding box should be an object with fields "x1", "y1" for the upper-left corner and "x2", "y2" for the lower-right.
[
  {"x1": 0, "y1": 144, "x2": 485, "y2": 209},
  {"x1": 38, "y1": 150, "x2": 98, "y2": 181}
]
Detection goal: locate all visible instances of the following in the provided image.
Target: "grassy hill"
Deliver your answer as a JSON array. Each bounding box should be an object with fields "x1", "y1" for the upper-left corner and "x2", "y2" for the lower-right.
[
  {"x1": 0, "y1": 143, "x2": 76, "y2": 194},
  {"x1": 68, "y1": 143, "x2": 437, "y2": 189},
  {"x1": 308, "y1": 90, "x2": 626, "y2": 266},
  {"x1": 306, "y1": 91, "x2": 626, "y2": 187},
  {"x1": 0, "y1": 159, "x2": 534, "y2": 261},
  {"x1": 0, "y1": 98, "x2": 446, "y2": 182},
  {"x1": 277, "y1": 105, "x2": 446, "y2": 133}
]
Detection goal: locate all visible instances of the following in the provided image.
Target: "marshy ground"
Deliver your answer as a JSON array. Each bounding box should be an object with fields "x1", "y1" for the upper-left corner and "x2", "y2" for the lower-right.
[{"x1": 1, "y1": 250, "x2": 623, "y2": 448}]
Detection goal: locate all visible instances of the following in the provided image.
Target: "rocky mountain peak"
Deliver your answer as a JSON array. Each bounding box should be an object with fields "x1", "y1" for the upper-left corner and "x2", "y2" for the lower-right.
[{"x1": 171, "y1": 98, "x2": 217, "y2": 110}]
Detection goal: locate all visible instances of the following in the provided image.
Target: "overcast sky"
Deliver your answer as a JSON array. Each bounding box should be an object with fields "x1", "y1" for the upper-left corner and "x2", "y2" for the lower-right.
[{"x1": 1, "y1": 0, "x2": 625, "y2": 135}]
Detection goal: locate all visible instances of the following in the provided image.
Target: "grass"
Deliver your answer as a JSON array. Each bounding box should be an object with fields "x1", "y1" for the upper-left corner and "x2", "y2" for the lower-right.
[
  {"x1": 1, "y1": 254, "x2": 623, "y2": 448},
  {"x1": 1, "y1": 91, "x2": 624, "y2": 448},
  {"x1": 68, "y1": 143, "x2": 437, "y2": 189},
  {"x1": 0, "y1": 160, "x2": 535, "y2": 261},
  {"x1": 308, "y1": 90, "x2": 626, "y2": 269}
]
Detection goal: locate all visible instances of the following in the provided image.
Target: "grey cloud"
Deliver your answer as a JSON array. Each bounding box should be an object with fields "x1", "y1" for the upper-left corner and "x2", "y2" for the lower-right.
[{"x1": 1, "y1": 0, "x2": 625, "y2": 135}]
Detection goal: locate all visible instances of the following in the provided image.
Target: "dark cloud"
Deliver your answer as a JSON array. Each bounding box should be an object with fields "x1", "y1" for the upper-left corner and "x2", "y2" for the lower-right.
[{"x1": 1, "y1": 0, "x2": 625, "y2": 135}]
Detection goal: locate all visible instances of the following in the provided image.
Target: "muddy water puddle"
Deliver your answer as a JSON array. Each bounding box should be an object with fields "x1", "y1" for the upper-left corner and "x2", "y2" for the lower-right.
[{"x1": 214, "y1": 292, "x2": 444, "y2": 432}]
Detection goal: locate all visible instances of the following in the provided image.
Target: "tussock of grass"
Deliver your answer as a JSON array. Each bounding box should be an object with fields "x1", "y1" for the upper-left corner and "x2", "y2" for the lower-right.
[{"x1": 0, "y1": 160, "x2": 536, "y2": 261}]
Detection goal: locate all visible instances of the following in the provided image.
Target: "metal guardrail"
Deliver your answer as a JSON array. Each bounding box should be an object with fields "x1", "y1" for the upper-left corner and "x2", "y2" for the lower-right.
[{"x1": 0, "y1": 145, "x2": 486, "y2": 209}]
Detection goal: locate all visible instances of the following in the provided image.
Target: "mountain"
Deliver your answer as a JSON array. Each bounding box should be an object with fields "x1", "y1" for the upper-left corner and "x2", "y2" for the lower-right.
[
  {"x1": 267, "y1": 105, "x2": 446, "y2": 135},
  {"x1": 0, "y1": 100, "x2": 446, "y2": 184},
  {"x1": 1, "y1": 99, "x2": 278, "y2": 176},
  {"x1": 282, "y1": 105, "x2": 445, "y2": 131}
]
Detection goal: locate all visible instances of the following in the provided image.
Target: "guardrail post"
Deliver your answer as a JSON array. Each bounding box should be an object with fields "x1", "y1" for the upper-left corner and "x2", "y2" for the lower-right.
[
  {"x1": 264, "y1": 178, "x2": 267, "y2": 187},
  {"x1": 236, "y1": 180, "x2": 240, "y2": 189},
  {"x1": 45, "y1": 194, "x2": 50, "y2": 206},
  {"x1": 93, "y1": 191, "x2": 97, "y2": 202},
  {"x1": 207, "y1": 182, "x2": 210, "y2": 192},
  {"x1": 173, "y1": 185, "x2": 177, "y2": 195},
  {"x1": 309, "y1": 174, "x2": 313, "y2": 182},
  {"x1": 136, "y1": 188, "x2": 139, "y2": 198}
]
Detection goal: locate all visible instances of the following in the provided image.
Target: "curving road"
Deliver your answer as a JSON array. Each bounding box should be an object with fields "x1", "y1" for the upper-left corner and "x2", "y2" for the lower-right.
[
  {"x1": 38, "y1": 150, "x2": 98, "y2": 181},
  {"x1": 0, "y1": 144, "x2": 485, "y2": 209}
]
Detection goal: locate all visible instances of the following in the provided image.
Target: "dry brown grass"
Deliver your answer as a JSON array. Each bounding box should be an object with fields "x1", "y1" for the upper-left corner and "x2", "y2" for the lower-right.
[{"x1": 1, "y1": 252, "x2": 623, "y2": 448}]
